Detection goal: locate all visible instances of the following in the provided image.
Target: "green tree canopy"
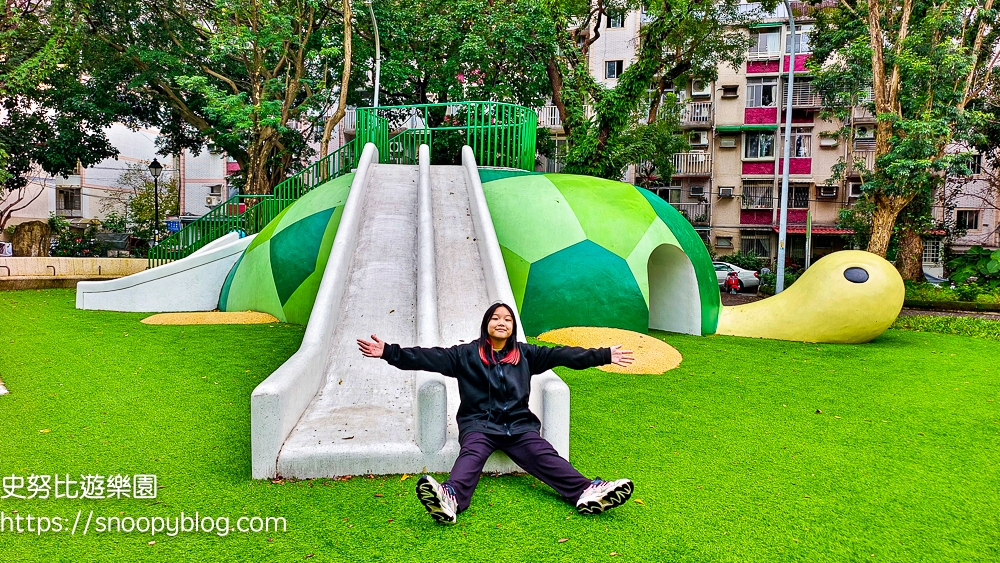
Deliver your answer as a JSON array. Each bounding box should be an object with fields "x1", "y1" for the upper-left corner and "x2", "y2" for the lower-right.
[{"x1": 810, "y1": 0, "x2": 999, "y2": 271}]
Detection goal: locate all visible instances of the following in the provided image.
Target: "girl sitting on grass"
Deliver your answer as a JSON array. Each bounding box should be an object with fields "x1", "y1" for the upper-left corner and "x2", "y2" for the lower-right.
[{"x1": 357, "y1": 302, "x2": 635, "y2": 524}]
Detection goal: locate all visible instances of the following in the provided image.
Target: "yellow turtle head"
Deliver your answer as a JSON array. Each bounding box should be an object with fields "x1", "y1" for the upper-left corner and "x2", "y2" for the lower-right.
[{"x1": 716, "y1": 250, "x2": 905, "y2": 344}]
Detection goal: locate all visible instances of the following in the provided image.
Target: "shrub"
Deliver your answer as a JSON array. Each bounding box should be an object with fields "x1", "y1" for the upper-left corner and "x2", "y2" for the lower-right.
[
  {"x1": 720, "y1": 251, "x2": 765, "y2": 271},
  {"x1": 758, "y1": 271, "x2": 798, "y2": 295},
  {"x1": 947, "y1": 246, "x2": 1000, "y2": 289}
]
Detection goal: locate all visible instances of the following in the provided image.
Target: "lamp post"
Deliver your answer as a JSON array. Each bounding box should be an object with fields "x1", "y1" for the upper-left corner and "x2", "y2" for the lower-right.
[
  {"x1": 776, "y1": 0, "x2": 797, "y2": 293},
  {"x1": 148, "y1": 158, "x2": 163, "y2": 243},
  {"x1": 366, "y1": 0, "x2": 380, "y2": 107}
]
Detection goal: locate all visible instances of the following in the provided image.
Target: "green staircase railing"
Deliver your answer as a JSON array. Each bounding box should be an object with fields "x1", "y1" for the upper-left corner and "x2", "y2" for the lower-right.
[
  {"x1": 148, "y1": 101, "x2": 536, "y2": 267},
  {"x1": 148, "y1": 139, "x2": 358, "y2": 267}
]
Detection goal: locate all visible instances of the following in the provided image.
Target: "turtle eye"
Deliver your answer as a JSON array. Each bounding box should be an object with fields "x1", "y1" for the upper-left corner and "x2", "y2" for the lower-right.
[{"x1": 844, "y1": 267, "x2": 869, "y2": 283}]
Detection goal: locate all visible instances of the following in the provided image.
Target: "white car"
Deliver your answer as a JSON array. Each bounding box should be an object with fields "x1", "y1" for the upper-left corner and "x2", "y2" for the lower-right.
[{"x1": 713, "y1": 261, "x2": 760, "y2": 291}]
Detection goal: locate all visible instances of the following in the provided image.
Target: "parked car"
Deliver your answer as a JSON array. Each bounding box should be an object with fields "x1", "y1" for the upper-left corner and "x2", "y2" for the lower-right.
[{"x1": 713, "y1": 261, "x2": 760, "y2": 291}]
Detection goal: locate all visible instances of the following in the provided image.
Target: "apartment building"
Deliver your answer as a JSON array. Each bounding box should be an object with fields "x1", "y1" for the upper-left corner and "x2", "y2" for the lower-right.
[
  {"x1": 5, "y1": 124, "x2": 230, "y2": 230},
  {"x1": 536, "y1": 2, "x2": 999, "y2": 273}
]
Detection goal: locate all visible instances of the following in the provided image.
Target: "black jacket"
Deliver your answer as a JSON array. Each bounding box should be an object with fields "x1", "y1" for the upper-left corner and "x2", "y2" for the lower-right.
[{"x1": 381, "y1": 341, "x2": 611, "y2": 440}]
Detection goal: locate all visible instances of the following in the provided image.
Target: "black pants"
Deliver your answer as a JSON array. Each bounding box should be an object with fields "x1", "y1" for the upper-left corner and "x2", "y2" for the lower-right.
[{"x1": 444, "y1": 431, "x2": 593, "y2": 512}]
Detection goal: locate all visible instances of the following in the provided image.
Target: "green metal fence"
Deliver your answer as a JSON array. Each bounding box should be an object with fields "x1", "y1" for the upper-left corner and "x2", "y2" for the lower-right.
[
  {"x1": 148, "y1": 101, "x2": 537, "y2": 267},
  {"x1": 355, "y1": 101, "x2": 537, "y2": 170},
  {"x1": 148, "y1": 139, "x2": 358, "y2": 267}
]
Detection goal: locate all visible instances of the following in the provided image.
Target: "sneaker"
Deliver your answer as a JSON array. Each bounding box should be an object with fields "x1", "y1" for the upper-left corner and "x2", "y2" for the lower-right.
[
  {"x1": 415, "y1": 475, "x2": 458, "y2": 524},
  {"x1": 575, "y1": 478, "x2": 633, "y2": 515}
]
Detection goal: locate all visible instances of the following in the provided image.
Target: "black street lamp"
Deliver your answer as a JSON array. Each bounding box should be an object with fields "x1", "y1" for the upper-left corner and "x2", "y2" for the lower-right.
[{"x1": 148, "y1": 158, "x2": 163, "y2": 242}]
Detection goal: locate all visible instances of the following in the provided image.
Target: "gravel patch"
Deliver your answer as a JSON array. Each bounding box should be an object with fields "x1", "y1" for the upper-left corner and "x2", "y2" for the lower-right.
[
  {"x1": 140, "y1": 311, "x2": 281, "y2": 325},
  {"x1": 537, "y1": 326, "x2": 682, "y2": 374}
]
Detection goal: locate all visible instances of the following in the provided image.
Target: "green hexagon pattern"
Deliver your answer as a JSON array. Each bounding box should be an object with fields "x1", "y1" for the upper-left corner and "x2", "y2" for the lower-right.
[
  {"x1": 218, "y1": 173, "x2": 354, "y2": 324},
  {"x1": 216, "y1": 170, "x2": 721, "y2": 336}
]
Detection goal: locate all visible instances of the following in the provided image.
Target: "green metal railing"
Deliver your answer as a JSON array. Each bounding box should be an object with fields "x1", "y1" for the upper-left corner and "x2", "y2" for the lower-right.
[
  {"x1": 148, "y1": 101, "x2": 537, "y2": 267},
  {"x1": 356, "y1": 101, "x2": 537, "y2": 170},
  {"x1": 148, "y1": 139, "x2": 358, "y2": 267}
]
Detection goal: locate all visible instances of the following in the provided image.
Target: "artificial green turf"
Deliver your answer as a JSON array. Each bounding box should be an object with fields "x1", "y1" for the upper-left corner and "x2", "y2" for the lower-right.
[{"x1": 1, "y1": 289, "x2": 999, "y2": 562}]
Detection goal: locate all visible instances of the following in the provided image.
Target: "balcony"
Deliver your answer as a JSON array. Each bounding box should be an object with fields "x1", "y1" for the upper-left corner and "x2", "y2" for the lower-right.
[
  {"x1": 853, "y1": 105, "x2": 875, "y2": 121},
  {"x1": 680, "y1": 102, "x2": 713, "y2": 126},
  {"x1": 670, "y1": 202, "x2": 711, "y2": 226},
  {"x1": 341, "y1": 108, "x2": 357, "y2": 132},
  {"x1": 672, "y1": 152, "x2": 713, "y2": 176},
  {"x1": 848, "y1": 150, "x2": 875, "y2": 174},
  {"x1": 786, "y1": 81, "x2": 822, "y2": 107},
  {"x1": 537, "y1": 105, "x2": 562, "y2": 128}
]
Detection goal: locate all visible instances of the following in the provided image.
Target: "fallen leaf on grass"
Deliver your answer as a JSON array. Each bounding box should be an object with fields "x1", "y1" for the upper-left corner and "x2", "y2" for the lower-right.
[
  {"x1": 400, "y1": 474, "x2": 410, "y2": 481},
  {"x1": 39, "y1": 429, "x2": 50, "y2": 433},
  {"x1": 305, "y1": 555, "x2": 314, "y2": 559},
  {"x1": 374, "y1": 493, "x2": 383, "y2": 497},
  {"x1": 610, "y1": 552, "x2": 619, "y2": 557},
  {"x1": 558, "y1": 538, "x2": 568, "y2": 543},
  {"x1": 148, "y1": 541, "x2": 155, "y2": 546},
  {"x1": 633, "y1": 499, "x2": 645, "y2": 505}
]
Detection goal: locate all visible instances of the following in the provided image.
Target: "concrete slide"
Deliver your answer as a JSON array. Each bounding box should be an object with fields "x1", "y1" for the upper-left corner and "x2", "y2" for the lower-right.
[
  {"x1": 76, "y1": 232, "x2": 253, "y2": 312},
  {"x1": 252, "y1": 144, "x2": 569, "y2": 478}
]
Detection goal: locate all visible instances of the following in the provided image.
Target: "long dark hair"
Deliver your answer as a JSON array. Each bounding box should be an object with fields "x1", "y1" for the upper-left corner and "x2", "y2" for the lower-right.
[{"x1": 478, "y1": 302, "x2": 520, "y2": 365}]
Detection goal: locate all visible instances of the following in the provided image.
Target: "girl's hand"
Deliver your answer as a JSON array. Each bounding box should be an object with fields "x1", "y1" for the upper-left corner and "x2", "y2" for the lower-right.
[
  {"x1": 358, "y1": 334, "x2": 385, "y2": 358},
  {"x1": 610, "y1": 345, "x2": 634, "y2": 367}
]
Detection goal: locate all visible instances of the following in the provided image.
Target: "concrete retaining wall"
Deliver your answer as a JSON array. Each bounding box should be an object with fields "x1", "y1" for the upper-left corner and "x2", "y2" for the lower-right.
[{"x1": 0, "y1": 257, "x2": 148, "y2": 290}]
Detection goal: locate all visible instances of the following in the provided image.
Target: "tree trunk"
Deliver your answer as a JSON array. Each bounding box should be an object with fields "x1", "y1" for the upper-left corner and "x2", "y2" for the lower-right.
[
  {"x1": 320, "y1": 0, "x2": 352, "y2": 160},
  {"x1": 545, "y1": 58, "x2": 570, "y2": 138},
  {"x1": 244, "y1": 131, "x2": 279, "y2": 195},
  {"x1": 895, "y1": 226, "x2": 925, "y2": 281},
  {"x1": 866, "y1": 192, "x2": 914, "y2": 256}
]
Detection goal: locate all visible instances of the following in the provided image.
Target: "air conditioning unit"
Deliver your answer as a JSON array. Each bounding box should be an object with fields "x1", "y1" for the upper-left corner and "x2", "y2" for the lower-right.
[
  {"x1": 718, "y1": 186, "x2": 735, "y2": 198},
  {"x1": 856, "y1": 126, "x2": 874, "y2": 139},
  {"x1": 819, "y1": 137, "x2": 839, "y2": 147},
  {"x1": 849, "y1": 183, "x2": 864, "y2": 198},
  {"x1": 689, "y1": 185, "x2": 706, "y2": 197},
  {"x1": 819, "y1": 185, "x2": 838, "y2": 198},
  {"x1": 691, "y1": 79, "x2": 711, "y2": 97},
  {"x1": 719, "y1": 137, "x2": 737, "y2": 148},
  {"x1": 689, "y1": 130, "x2": 709, "y2": 146},
  {"x1": 206, "y1": 196, "x2": 222, "y2": 206}
]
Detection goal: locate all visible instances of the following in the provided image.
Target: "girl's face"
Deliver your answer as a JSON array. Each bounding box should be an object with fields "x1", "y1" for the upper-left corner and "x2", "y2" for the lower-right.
[{"x1": 487, "y1": 307, "x2": 514, "y2": 342}]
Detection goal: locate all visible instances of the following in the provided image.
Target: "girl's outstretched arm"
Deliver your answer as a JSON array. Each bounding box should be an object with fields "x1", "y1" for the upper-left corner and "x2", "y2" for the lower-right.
[
  {"x1": 358, "y1": 334, "x2": 460, "y2": 377},
  {"x1": 522, "y1": 343, "x2": 633, "y2": 375}
]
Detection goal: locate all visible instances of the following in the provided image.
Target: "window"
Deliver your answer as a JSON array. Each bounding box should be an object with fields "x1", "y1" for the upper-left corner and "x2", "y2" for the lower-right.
[
  {"x1": 789, "y1": 183, "x2": 810, "y2": 208},
  {"x1": 607, "y1": 12, "x2": 624, "y2": 28},
  {"x1": 741, "y1": 234, "x2": 771, "y2": 257},
  {"x1": 785, "y1": 127, "x2": 811, "y2": 157},
  {"x1": 605, "y1": 60, "x2": 624, "y2": 79},
  {"x1": 785, "y1": 24, "x2": 813, "y2": 54},
  {"x1": 749, "y1": 29, "x2": 781, "y2": 59},
  {"x1": 714, "y1": 263, "x2": 734, "y2": 272},
  {"x1": 654, "y1": 185, "x2": 681, "y2": 203},
  {"x1": 744, "y1": 131, "x2": 775, "y2": 159},
  {"x1": 746, "y1": 77, "x2": 777, "y2": 108},
  {"x1": 956, "y1": 210, "x2": 980, "y2": 230},
  {"x1": 57, "y1": 187, "x2": 82, "y2": 215},
  {"x1": 922, "y1": 240, "x2": 942, "y2": 265},
  {"x1": 544, "y1": 139, "x2": 569, "y2": 173},
  {"x1": 715, "y1": 236, "x2": 734, "y2": 248},
  {"x1": 741, "y1": 179, "x2": 774, "y2": 209},
  {"x1": 721, "y1": 85, "x2": 739, "y2": 98},
  {"x1": 966, "y1": 153, "x2": 983, "y2": 176}
]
